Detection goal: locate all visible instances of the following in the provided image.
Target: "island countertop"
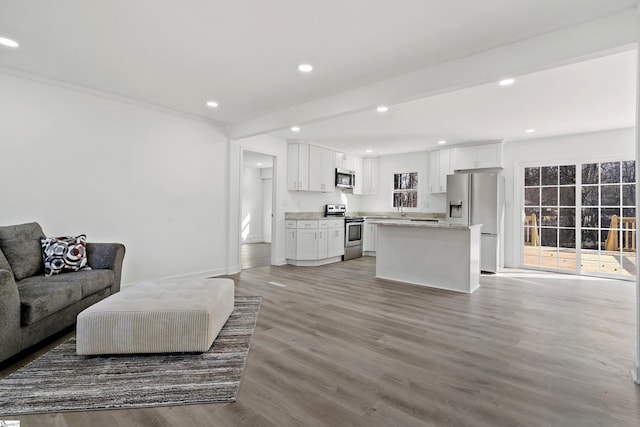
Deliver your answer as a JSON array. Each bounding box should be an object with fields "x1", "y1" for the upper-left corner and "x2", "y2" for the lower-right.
[{"x1": 369, "y1": 219, "x2": 479, "y2": 230}]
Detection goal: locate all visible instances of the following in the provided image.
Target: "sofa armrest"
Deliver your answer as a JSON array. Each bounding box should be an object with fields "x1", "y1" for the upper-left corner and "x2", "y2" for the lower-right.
[
  {"x1": 86, "y1": 243, "x2": 126, "y2": 293},
  {"x1": 0, "y1": 269, "x2": 22, "y2": 362}
]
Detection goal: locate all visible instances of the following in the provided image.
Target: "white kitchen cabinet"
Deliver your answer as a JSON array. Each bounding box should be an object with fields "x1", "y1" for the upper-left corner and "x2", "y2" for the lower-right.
[
  {"x1": 286, "y1": 219, "x2": 344, "y2": 265},
  {"x1": 429, "y1": 149, "x2": 452, "y2": 194},
  {"x1": 359, "y1": 157, "x2": 379, "y2": 195},
  {"x1": 309, "y1": 145, "x2": 335, "y2": 192},
  {"x1": 327, "y1": 220, "x2": 345, "y2": 257},
  {"x1": 363, "y1": 221, "x2": 377, "y2": 254},
  {"x1": 335, "y1": 152, "x2": 354, "y2": 170},
  {"x1": 451, "y1": 142, "x2": 503, "y2": 170},
  {"x1": 352, "y1": 156, "x2": 363, "y2": 195},
  {"x1": 287, "y1": 143, "x2": 309, "y2": 191}
]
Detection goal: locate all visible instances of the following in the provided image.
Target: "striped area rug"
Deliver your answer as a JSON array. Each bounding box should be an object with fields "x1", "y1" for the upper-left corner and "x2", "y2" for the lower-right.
[{"x1": 0, "y1": 296, "x2": 261, "y2": 416}]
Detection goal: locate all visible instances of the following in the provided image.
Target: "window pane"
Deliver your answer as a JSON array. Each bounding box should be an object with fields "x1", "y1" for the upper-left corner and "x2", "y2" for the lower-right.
[
  {"x1": 541, "y1": 228, "x2": 557, "y2": 247},
  {"x1": 525, "y1": 207, "x2": 541, "y2": 225},
  {"x1": 601, "y1": 162, "x2": 620, "y2": 184},
  {"x1": 559, "y1": 229, "x2": 575, "y2": 249},
  {"x1": 581, "y1": 230, "x2": 598, "y2": 249},
  {"x1": 542, "y1": 166, "x2": 558, "y2": 185},
  {"x1": 601, "y1": 185, "x2": 620, "y2": 206},
  {"x1": 622, "y1": 161, "x2": 636, "y2": 183},
  {"x1": 541, "y1": 187, "x2": 558, "y2": 205},
  {"x1": 581, "y1": 208, "x2": 598, "y2": 228},
  {"x1": 524, "y1": 188, "x2": 540, "y2": 206},
  {"x1": 559, "y1": 165, "x2": 576, "y2": 185},
  {"x1": 582, "y1": 186, "x2": 599, "y2": 206},
  {"x1": 524, "y1": 167, "x2": 540, "y2": 186},
  {"x1": 559, "y1": 186, "x2": 575, "y2": 206},
  {"x1": 623, "y1": 208, "x2": 635, "y2": 219},
  {"x1": 601, "y1": 208, "x2": 620, "y2": 229},
  {"x1": 541, "y1": 208, "x2": 558, "y2": 226},
  {"x1": 582, "y1": 163, "x2": 599, "y2": 184},
  {"x1": 559, "y1": 208, "x2": 575, "y2": 227},
  {"x1": 601, "y1": 229, "x2": 620, "y2": 251},
  {"x1": 622, "y1": 184, "x2": 635, "y2": 206}
]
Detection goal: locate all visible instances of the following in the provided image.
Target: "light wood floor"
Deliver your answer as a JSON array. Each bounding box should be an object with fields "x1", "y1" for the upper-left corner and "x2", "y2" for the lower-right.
[
  {"x1": 2, "y1": 257, "x2": 639, "y2": 426},
  {"x1": 241, "y1": 242, "x2": 271, "y2": 270},
  {"x1": 524, "y1": 246, "x2": 636, "y2": 276}
]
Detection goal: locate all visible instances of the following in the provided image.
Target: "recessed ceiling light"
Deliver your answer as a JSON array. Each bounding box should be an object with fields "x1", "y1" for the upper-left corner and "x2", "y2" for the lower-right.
[
  {"x1": 206, "y1": 100, "x2": 219, "y2": 108},
  {"x1": 438, "y1": 140, "x2": 447, "y2": 145},
  {"x1": 376, "y1": 106, "x2": 389, "y2": 113},
  {"x1": 298, "y1": 64, "x2": 313, "y2": 73},
  {"x1": 498, "y1": 78, "x2": 515, "y2": 86},
  {"x1": 525, "y1": 129, "x2": 536, "y2": 133},
  {"x1": 257, "y1": 162, "x2": 263, "y2": 166},
  {"x1": 291, "y1": 126, "x2": 301, "y2": 132},
  {"x1": 0, "y1": 37, "x2": 19, "y2": 48},
  {"x1": 366, "y1": 149, "x2": 373, "y2": 153}
]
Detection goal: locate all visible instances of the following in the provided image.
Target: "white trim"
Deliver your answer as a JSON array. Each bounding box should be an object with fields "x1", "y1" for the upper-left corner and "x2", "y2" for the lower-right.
[
  {"x1": 634, "y1": 41, "x2": 640, "y2": 386},
  {"x1": 121, "y1": 268, "x2": 230, "y2": 288},
  {"x1": 286, "y1": 257, "x2": 343, "y2": 267}
]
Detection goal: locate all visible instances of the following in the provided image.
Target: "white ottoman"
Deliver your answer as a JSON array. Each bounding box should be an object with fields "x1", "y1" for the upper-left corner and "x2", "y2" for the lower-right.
[{"x1": 76, "y1": 278, "x2": 234, "y2": 355}]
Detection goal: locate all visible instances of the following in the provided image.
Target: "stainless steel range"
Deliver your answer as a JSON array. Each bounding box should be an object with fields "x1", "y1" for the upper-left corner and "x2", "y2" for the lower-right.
[{"x1": 325, "y1": 204, "x2": 364, "y2": 261}]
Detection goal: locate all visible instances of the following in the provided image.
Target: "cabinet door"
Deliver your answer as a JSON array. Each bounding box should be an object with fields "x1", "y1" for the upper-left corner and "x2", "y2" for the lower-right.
[
  {"x1": 352, "y1": 156, "x2": 363, "y2": 195},
  {"x1": 308, "y1": 145, "x2": 323, "y2": 192},
  {"x1": 327, "y1": 227, "x2": 345, "y2": 257},
  {"x1": 321, "y1": 148, "x2": 335, "y2": 192},
  {"x1": 370, "y1": 158, "x2": 379, "y2": 194},
  {"x1": 287, "y1": 144, "x2": 299, "y2": 191},
  {"x1": 296, "y1": 229, "x2": 317, "y2": 260},
  {"x1": 452, "y1": 146, "x2": 476, "y2": 170},
  {"x1": 429, "y1": 150, "x2": 440, "y2": 194},
  {"x1": 438, "y1": 149, "x2": 451, "y2": 193},
  {"x1": 317, "y1": 229, "x2": 328, "y2": 259},
  {"x1": 363, "y1": 222, "x2": 377, "y2": 252},
  {"x1": 475, "y1": 143, "x2": 502, "y2": 168},
  {"x1": 287, "y1": 143, "x2": 309, "y2": 191},
  {"x1": 285, "y1": 229, "x2": 296, "y2": 259}
]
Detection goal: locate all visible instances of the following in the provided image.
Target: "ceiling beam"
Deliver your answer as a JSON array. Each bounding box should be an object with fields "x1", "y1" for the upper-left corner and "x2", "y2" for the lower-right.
[{"x1": 230, "y1": 8, "x2": 640, "y2": 140}]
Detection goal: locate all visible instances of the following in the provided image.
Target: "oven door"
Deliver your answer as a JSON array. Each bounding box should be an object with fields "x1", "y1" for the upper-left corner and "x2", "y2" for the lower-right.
[{"x1": 345, "y1": 221, "x2": 363, "y2": 247}]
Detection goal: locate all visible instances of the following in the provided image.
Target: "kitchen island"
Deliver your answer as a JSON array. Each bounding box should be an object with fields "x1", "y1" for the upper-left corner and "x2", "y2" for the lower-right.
[{"x1": 371, "y1": 220, "x2": 481, "y2": 293}]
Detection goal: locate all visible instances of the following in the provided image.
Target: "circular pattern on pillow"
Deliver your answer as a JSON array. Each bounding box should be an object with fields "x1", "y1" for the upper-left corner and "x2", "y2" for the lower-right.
[{"x1": 41, "y1": 235, "x2": 90, "y2": 276}]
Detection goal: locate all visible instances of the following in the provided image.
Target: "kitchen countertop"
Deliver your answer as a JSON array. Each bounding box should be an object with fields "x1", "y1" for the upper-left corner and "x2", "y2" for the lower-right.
[
  {"x1": 285, "y1": 211, "x2": 446, "y2": 220},
  {"x1": 285, "y1": 212, "x2": 345, "y2": 220},
  {"x1": 369, "y1": 219, "x2": 478, "y2": 229}
]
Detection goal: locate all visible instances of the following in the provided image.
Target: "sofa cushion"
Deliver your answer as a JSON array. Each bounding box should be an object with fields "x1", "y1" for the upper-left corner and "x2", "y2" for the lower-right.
[
  {"x1": 19, "y1": 269, "x2": 115, "y2": 299},
  {"x1": 41, "y1": 235, "x2": 89, "y2": 276},
  {"x1": 0, "y1": 248, "x2": 13, "y2": 275},
  {"x1": 0, "y1": 222, "x2": 45, "y2": 281},
  {"x1": 17, "y1": 280, "x2": 83, "y2": 325}
]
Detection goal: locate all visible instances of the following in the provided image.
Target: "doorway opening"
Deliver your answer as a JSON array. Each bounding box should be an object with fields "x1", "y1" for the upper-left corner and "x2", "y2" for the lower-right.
[{"x1": 241, "y1": 150, "x2": 275, "y2": 270}]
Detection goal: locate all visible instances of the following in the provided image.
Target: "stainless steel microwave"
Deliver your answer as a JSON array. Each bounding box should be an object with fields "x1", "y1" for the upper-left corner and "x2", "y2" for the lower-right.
[{"x1": 335, "y1": 168, "x2": 355, "y2": 189}]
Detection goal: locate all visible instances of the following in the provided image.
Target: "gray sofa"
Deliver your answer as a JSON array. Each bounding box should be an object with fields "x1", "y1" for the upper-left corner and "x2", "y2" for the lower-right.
[{"x1": 0, "y1": 222, "x2": 125, "y2": 364}]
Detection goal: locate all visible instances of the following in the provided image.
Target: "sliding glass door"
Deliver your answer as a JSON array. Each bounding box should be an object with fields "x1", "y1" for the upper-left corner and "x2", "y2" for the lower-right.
[{"x1": 523, "y1": 160, "x2": 636, "y2": 279}]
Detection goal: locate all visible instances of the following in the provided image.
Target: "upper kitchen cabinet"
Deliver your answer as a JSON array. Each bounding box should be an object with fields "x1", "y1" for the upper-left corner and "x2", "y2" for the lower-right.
[
  {"x1": 429, "y1": 149, "x2": 452, "y2": 194},
  {"x1": 288, "y1": 143, "x2": 309, "y2": 191},
  {"x1": 309, "y1": 145, "x2": 335, "y2": 192},
  {"x1": 335, "y1": 151, "x2": 355, "y2": 171},
  {"x1": 451, "y1": 142, "x2": 503, "y2": 170},
  {"x1": 362, "y1": 157, "x2": 379, "y2": 195}
]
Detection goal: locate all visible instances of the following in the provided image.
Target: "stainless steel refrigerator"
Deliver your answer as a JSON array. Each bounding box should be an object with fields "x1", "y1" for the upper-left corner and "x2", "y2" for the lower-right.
[{"x1": 446, "y1": 173, "x2": 505, "y2": 273}]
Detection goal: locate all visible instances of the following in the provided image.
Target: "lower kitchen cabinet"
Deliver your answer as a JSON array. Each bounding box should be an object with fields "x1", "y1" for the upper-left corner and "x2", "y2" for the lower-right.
[
  {"x1": 363, "y1": 220, "x2": 377, "y2": 255},
  {"x1": 286, "y1": 219, "x2": 344, "y2": 266}
]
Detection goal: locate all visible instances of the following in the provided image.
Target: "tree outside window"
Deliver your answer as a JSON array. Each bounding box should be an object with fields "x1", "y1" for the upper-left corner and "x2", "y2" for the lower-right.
[{"x1": 393, "y1": 172, "x2": 418, "y2": 208}]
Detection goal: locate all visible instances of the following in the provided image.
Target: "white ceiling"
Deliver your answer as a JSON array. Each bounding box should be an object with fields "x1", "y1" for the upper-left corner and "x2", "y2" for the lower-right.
[
  {"x1": 0, "y1": 0, "x2": 638, "y2": 155},
  {"x1": 272, "y1": 50, "x2": 637, "y2": 156}
]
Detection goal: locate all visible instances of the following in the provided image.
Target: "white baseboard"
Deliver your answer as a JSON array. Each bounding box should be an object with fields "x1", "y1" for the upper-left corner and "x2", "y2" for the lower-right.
[
  {"x1": 633, "y1": 360, "x2": 640, "y2": 385},
  {"x1": 121, "y1": 268, "x2": 229, "y2": 288}
]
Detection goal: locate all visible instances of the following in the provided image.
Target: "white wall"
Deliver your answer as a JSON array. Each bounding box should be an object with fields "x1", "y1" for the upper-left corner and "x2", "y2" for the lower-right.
[
  {"x1": 0, "y1": 72, "x2": 229, "y2": 283},
  {"x1": 502, "y1": 127, "x2": 635, "y2": 268},
  {"x1": 241, "y1": 165, "x2": 264, "y2": 243},
  {"x1": 262, "y1": 171, "x2": 273, "y2": 243},
  {"x1": 359, "y1": 151, "x2": 446, "y2": 213}
]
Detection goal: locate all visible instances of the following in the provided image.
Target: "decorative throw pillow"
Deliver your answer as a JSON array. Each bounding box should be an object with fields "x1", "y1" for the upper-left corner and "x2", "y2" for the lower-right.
[{"x1": 41, "y1": 235, "x2": 91, "y2": 276}]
